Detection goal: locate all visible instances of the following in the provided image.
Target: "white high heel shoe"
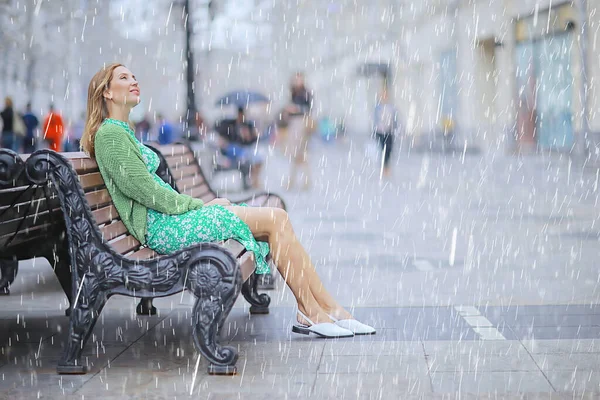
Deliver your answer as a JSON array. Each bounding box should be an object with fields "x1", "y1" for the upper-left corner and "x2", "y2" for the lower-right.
[
  {"x1": 292, "y1": 310, "x2": 354, "y2": 338},
  {"x1": 328, "y1": 314, "x2": 376, "y2": 335}
]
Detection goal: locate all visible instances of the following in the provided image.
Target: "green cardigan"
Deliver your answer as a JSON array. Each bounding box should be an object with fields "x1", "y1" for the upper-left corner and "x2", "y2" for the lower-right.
[{"x1": 94, "y1": 121, "x2": 204, "y2": 244}]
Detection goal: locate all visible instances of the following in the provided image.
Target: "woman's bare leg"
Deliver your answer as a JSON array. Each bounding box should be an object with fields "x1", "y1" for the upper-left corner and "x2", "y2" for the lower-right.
[{"x1": 226, "y1": 206, "x2": 351, "y2": 323}]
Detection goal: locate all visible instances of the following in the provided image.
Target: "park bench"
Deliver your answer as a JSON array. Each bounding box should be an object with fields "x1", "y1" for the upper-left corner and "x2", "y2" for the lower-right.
[
  {"x1": 147, "y1": 141, "x2": 285, "y2": 289},
  {"x1": 0, "y1": 149, "x2": 69, "y2": 297},
  {"x1": 0, "y1": 147, "x2": 271, "y2": 375}
]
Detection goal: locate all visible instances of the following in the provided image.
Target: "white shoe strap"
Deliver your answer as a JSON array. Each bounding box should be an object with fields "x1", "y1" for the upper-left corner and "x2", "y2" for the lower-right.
[
  {"x1": 327, "y1": 314, "x2": 340, "y2": 322},
  {"x1": 297, "y1": 310, "x2": 315, "y2": 326}
]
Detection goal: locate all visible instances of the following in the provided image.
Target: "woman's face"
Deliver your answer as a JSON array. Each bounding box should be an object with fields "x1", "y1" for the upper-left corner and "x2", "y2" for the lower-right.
[{"x1": 105, "y1": 66, "x2": 140, "y2": 106}]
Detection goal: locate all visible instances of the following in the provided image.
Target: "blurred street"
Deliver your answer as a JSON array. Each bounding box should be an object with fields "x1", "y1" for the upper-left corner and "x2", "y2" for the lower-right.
[{"x1": 2, "y1": 141, "x2": 600, "y2": 398}]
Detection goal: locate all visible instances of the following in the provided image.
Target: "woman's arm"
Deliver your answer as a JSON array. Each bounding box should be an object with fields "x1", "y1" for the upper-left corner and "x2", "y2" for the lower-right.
[{"x1": 96, "y1": 127, "x2": 204, "y2": 214}]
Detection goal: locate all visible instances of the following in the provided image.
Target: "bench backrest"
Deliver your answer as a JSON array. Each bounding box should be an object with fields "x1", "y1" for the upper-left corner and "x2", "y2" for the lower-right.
[
  {"x1": 63, "y1": 153, "x2": 160, "y2": 261},
  {"x1": 3, "y1": 149, "x2": 255, "y2": 277},
  {"x1": 0, "y1": 152, "x2": 158, "y2": 261},
  {"x1": 1, "y1": 152, "x2": 63, "y2": 258},
  {"x1": 149, "y1": 143, "x2": 217, "y2": 203}
]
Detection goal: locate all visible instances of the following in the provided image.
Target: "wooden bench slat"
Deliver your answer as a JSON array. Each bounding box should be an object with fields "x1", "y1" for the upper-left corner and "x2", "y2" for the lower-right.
[
  {"x1": 109, "y1": 234, "x2": 141, "y2": 255},
  {"x1": 100, "y1": 221, "x2": 128, "y2": 241},
  {"x1": 183, "y1": 184, "x2": 213, "y2": 199},
  {"x1": 177, "y1": 175, "x2": 207, "y2": 190},
  {"x1": 0, "y1": 198, "x2": 62, "y2": 225},
  {"x1": 0, "y1": 185, "x2": 38, "y2": 207},
  {"x1": 154, "y1": 144, "x2": 189, "y2": 156},
  {"x1": 62, "y1": 153, "x2": 99, "y2": 174},
  {"x1": 85, "y1": 189, "x2": 111, "y2": 209},
  {"x1": 78, "y1": 172, "x2": 105, "y2": 190},
  {"x1": 0, "y1": 209, "x2": 61, "y2": 238},
  {"x1": 92, "y1": 205, "x2": 119, "y2": 225},
  {"x1": 128, "y1": 247, "x2": 158, "y2": 261},
  {"x1": 165, "y1": 154, "x2": 196, "y2": 168},
  {"x1": 0, "y1": 222, "x2": 58, "y2": 248},
  {"x1": 171, "y1": 165, "x2": 199, "y2": 180}
]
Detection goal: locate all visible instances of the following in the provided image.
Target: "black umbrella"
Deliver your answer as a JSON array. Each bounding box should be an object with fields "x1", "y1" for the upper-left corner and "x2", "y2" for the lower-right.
[{"x1": 215, "y1": 90, "x2": 270, "y2": 107}]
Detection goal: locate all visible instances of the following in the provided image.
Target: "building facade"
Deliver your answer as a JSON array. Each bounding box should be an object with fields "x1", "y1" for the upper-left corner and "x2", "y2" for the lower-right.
[
  {"x1": 2, "y1": 0, "x2": 598, "y2": 158},
  {"x1": 395, "y1": 0, "x2": 599, "y2": 155}
]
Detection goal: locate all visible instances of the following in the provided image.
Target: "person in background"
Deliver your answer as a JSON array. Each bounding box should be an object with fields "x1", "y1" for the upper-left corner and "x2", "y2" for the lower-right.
[
  {"x1": 283, "y1": 72, "x2": 314, "y2": 190},
  {"x1": 65, "y1": 111, "x2": 85, "y2": 152},
  {"x1": 135, "y1": 113, "x2": 152, "y2": 142},
  {"x1": 42, "y1": 104, "x2": 65, "y2": 151},
  {"x1": 22, "y1": 103, "x2": 39, "y2": 153},
  {"x1": 1, "y1": 97, "x2": 15, "y2": 151},
  {"x1": 216, "y1": 107, "x2": 264, "y2": 189},
  {"x1": 372, "y1": 89, "x2": 399, "y2": 178},
  {"x1": 157, "y1": 113, "x2": 174, "y2": 145}
]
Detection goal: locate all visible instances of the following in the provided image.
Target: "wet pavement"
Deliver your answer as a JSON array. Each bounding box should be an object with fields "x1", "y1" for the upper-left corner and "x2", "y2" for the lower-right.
[{"x1": 1, "y1": 139, "x2": 599, "y2": 398}]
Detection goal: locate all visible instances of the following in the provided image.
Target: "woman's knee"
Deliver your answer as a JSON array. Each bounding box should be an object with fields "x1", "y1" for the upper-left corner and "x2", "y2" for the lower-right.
[{"x1": 269, "y1": 208, "x2": 292, "y2": 233}]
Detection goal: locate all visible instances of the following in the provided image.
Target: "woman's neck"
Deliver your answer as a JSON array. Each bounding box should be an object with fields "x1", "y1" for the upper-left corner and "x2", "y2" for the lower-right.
[{"x1": 106, "y1": 103, "x2": 131, "y2": 122}]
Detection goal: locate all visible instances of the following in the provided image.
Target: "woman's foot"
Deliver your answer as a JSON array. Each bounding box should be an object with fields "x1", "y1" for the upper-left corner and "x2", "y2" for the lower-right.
[
  {"x1": 322, "y1": 307, "x2": 353, "y2": 321},
  {"x1": 293, "y1": 308, "x2": 353, "y2": 338},
  {"x1": 296, "y1": 307, "x2": 335, "y2": 326},
  {"x1": 322, "y1": 307, "x2": 376, "y2": 335}
]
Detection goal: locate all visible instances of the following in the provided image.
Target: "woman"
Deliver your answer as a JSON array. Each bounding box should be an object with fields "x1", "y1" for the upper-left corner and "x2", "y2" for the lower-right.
[
  {"x1": 1, "y1": 97, "x2": 15, "y2": 151},
  {"x1": 283, "y1": 72, "x2": 313, "y2": 190},
  {"x1": 373, "y1": 89, "x2": 399, "y2": 177},
  {"x1": 81, "y1": 63, "x2": 375, "y2": 338}
]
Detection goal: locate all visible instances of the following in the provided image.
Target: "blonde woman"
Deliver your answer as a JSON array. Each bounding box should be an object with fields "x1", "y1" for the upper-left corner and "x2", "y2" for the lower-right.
[{"x1": 81, "y1": 63, "x2": 375, "y2": 338}]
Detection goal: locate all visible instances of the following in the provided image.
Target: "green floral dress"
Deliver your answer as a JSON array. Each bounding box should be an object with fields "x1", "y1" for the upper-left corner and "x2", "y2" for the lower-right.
[{"x1": 104, "y1": 119, "x2": 271, "y2": 274}]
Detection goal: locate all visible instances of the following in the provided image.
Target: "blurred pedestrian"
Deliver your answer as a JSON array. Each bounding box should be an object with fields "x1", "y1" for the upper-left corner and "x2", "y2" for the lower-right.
[
  {"x1": 65, "y1": 112, "x2": 85, "y2": 152},
  {"x1": 22, "y1": 102, "x2": 39, "y2": 153},
  {"x1": 42, "y1": 104, "x2": 65, "y2": 151},
  {"x1": 215, "y1": 107, "x2": 264, "y2": 189},
  {"x1": 135, "y1": 113, "x2": 152, "y2": 142},
  {"x1": 283, "y1": 72, "x2": 314, "y2": 190},
  {"x1": 372, "y1": 89, "x2": 399, "y2": 178},
  {"x1": 0, "y1": 97, "x2": 15, "y2": 151},
  {"x1": 1, "y1": 97, "x2": 26, "y2": 152},
  {"x1": 157, "y1": 113, "x2": 174, "y2": 145}
]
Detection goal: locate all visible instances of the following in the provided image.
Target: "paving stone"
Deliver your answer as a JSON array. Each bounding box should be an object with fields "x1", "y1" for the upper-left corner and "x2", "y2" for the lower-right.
[
  {"x1": 196, "y1": 373, "x2": 315, "y2": 397},
  {"x1": 531, "y1": 353, "x2": 600, "y2": 373},
  {"x1": 430, "y1": 371, "x2": 553, "y2": 393},
  {"x1": 312, "y1": 372, "x2": 431, "y2": 398},
  {"x1": 509, "y1": 326, "x2": 600, "y2": 341},
  {"x1": 323, "y1": 340, "x2": 424, "y2": 357},
  {"x1": 0, "y1": 369, "x2": 91, "y2": 397},
  {"x1": 521, "y1": 339, "x2": 600, "y2": 354},
  {"x1": 319, "y1": 354, "x2": 429, "y2": 376},
  {"x1": 425, "y1": 341, "x2": 537, "y2": 373},
  {"x1": 546, "y1": 370, "x2": 600, "y2": 393}
]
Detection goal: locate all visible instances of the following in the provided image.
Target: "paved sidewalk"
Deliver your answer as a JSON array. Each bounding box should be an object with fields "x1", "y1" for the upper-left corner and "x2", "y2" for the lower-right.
[{"x1": 1, "y1": 140, "x2": 600, "y2": 398}]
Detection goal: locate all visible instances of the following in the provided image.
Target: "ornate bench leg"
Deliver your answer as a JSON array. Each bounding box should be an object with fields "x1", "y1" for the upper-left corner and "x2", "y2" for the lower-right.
[
  {"x1": 0, "y1": 259, "x2": 18, "y2": 295},
  {"x1": 46, "y1": 247, "x2": 74, "y2": 315},
  {"x1": 242, "y1": 273, "x2": 271, "y2": 314},
  {"x1": 187, "y1": 256, "x2": 241, "y2": 375},
  {"x1": 136, "y1": 298, "x2": 157, "y2": 316},
  {"x1": 57, "y1": 278, "x2": 107, "y2": 374}
]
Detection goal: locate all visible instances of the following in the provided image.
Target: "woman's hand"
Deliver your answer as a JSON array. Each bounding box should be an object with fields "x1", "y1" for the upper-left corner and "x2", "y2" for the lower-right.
[{"x1": 205, "y1": 198, "x2": 232, "y2": 207}]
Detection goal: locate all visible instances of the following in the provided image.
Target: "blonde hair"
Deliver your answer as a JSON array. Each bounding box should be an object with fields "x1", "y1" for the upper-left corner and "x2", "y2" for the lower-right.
[
  {"x1": 4, "y1": 97, "x2": 13, "y2": 108},
  {"x1": 81, "y1": 63, "x2": 123, "y2": 158}
]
